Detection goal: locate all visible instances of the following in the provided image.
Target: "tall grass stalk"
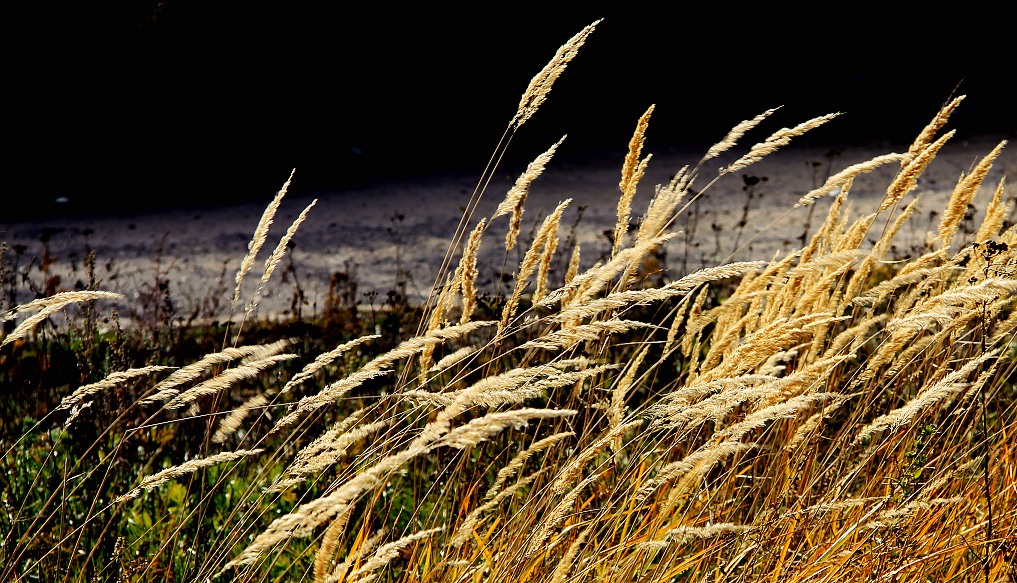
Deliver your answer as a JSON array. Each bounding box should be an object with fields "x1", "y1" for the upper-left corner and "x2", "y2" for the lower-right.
[{"x1": 2, "y1": 20, "x2": 1014, "y2": 583}]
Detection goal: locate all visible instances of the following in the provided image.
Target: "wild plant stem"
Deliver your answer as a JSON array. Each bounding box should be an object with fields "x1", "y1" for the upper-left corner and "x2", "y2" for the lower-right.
[{"x1": 979, "y1": 297, "x2": 994, "y2": 583}]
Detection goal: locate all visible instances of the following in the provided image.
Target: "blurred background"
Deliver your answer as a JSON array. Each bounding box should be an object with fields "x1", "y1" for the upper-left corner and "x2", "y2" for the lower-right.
[{"x1": 5, "y1": 2, "x2": 1013, "y2": 219}]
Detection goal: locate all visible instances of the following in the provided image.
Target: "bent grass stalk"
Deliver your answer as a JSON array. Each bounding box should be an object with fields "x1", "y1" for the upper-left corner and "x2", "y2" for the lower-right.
[{"x1": 2, "y1": 19, "x2": 1015, "y2": 583}]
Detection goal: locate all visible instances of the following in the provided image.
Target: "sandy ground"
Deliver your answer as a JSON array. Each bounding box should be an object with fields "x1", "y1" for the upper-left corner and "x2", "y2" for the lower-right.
[{"x1": 2, "y1": 135, "x2": 1014, "y2": 326}]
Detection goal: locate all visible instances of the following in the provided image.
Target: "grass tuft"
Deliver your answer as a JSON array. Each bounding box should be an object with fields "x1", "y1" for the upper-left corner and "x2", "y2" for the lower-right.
[{"x1": 2, "y1": 20, "x2": 1015, "y2": 583}]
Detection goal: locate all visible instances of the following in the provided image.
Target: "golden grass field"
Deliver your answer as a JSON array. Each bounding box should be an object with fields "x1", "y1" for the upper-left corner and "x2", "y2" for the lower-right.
[{"x1": 2, "y1": 20, "x2": 1016, "y2": 582}]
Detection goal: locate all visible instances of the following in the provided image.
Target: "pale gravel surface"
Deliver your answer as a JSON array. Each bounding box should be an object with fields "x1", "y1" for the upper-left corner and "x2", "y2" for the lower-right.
[{"x1": 2, "y1": 135, "x2": 1013, "y2": 325}]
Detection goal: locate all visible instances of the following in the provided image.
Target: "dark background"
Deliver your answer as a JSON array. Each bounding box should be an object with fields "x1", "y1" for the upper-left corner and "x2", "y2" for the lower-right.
[{"x1": 5, "y1": 2, "x2": 1013, "y2": 220}]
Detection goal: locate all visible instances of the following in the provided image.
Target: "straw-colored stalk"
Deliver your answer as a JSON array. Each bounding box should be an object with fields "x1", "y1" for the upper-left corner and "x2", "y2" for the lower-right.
[
  {"x1": 551, "y1": 420, "x2": 643, "y2": 496},
  {"x1": 823, "y1": 314, "x2": 886, "y2": 358},
  {"x1": 663, "y1": 289, "x2": 694, "y2": 356},
  {"x1": 631, "y1": 182, "x2": 689, "y2": 264},
  {"x1": 313, "y1": 505, "x2": 353, "y2": 583},
  {"x1": 57, "y1": 365, "x2": 173, "y2": 412},
  {"x1": 410, "y1": 358, "x2": 591, "y2": 408},
  {"x1": 664, "y1": 356, "x2": 849, "y2": 436},
  {"x1": 698, "y1": 313, "x2": 827, "y2": 383},
  {"x1": 703, "y1": 107, "x2": 780, "y2": 161},
  {"x1": 363, "y1": 320, "x2": 496, "y2": 374},
  {"x1": 721, "y1": 113, "x2": 841, "y2": 175},
  {"x1": 457, "y1": 218, "x2": 485, "y2": 323},
  {"x1": 323, "y1": 527, "x2": 387, "y2": 583},
  {"x1": 280, "y1": 334, "x2": 380, "y2": 396},
  {"x1": 321, "y1": 529, "x2": 388, "y2": 581},
  {"x1": 527, "y1": 470, "x2": 604, "y2": 557},
  {"x1": 520, "y1": 319, "x2": 655, "y2": 352},
  {"x1": 787, "y1": 393, "x2": 852, "y2": 450},
  {"x1": 534, "y1": 225, "x2": 560, "y2": 304},
  {"x1": 637, "y1": 441, "x2": 756, "y2": 504},
  {"x1": 449, "y1": 469, "x2": 545, "y2": 549},
  {"x1": 609, "y1": 348, "x2": 648, "y2": 450},
  {"x1": 637, "y1": 523, "x2": 749, "y2": 551},
  {"x1": 408, "y1": 363, "x2": 611, "y2": 410},
  {"x1": 564, "y1": 242, "x2": 581, "y2": 285},
  {"x1": 418, "y1": 275, "x2": 458, "y2": 382},
  {"x1": 495, "y1": 137, "x2": 565, "y2": 251},
  {"x1": 680, "y1": 284, "x2": 712, "y2": 357},
  {"x1": 570, "y1": 233, "x2": 678, "y2": 306},
  {"x1": 1, "y1": 290, "x2": 123, "y2": 348},
  {"x1": 486, "y1": 431, "x2": 573, "y2": 499},
  {"x1": 974, "y1": 178, "x2": 1011, "y2": 244},
  {"x1": 717, "y1": 392, "x2": 838, "y2": 443},
  {"x1": 857, "y1": 351, "x2": 998, "y2": 442},
  {"x1": 232, "y1": 169, "x2": 293, "y2": 310},
  {"x1": 869, "y1": 197, "x2": 920, "y2": 262},
  {"x1": 165, "y1": 353, "x2": 297, "y2": 410},
  {"x1": 511, "y1": 20, "x2": 601, "y2": 129},
  {"x1": 212, "y1": 393, "x2": 269, "y2": 444},
  {"x1": 346, "y1": 527, "x2": 443, "y2": 583},
  {"x1": 935, "y1": 140, "x2": 1007, "y2": 249},
  {"x1": 548, "y1": 522, "x2": 594, "y2": 583},
  {"x1": 284, "y1": 408, "x2": 366, "y2": 471},
  {"x1": 231, "y1": 389, "x2": 568, "y2": 567},
  {"x1": 115, "y1": 449, "x2": 263, "y2": 504},
  {"x1": 273, "y1": 419, "x2": 389, "y2": 492},
  {"x1": 552, "y1": 261, "x2": 763, "y2": 325},
  {"x1": 500, "y1": 199, "x2": 570, "y2": 331},
  {"x1": 614, "y1": 105, "x2": 655, "y2": 257},
  {"x1": 878, "y1": 131, "x2": 954, "y2": 213},
  {"x1": 141, "y1": 338, "x2": 295, "y2": 404},
  {"x1": 245, "y1": 198, "x2": 317, "y2": 316},
  {"x1": 865, "y1": 497, "x2": 964, "y2": 531},
  {"x1": 429, "y1": 346, "x2": 478, "y2": 373},
  {"x1": 794, "y1": 153, "x2": 905, "y2": 208},
  {"x1": 711, "y1": 392, "x2": 838, "y2": 443},
  {"x1": 908, "y1": 94, "x2": 965, "y2": 157},
  {"x1": 437, "y1": 408, "x2": 576, "y2": 450},
  {"x1": 273, "y1": 368, "x2": 393, "y2": 430}
]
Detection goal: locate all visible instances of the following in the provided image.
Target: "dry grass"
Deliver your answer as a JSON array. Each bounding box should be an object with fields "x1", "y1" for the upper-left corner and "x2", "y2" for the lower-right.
[{"x1": 2, "y1": 20, "x2": 1016, "y2": 583}]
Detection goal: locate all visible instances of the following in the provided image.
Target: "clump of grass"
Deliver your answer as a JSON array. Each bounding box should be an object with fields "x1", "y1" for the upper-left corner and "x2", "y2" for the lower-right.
[{"x1": 2, "y1": 20, "x2": 1016, "y2": 583}]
